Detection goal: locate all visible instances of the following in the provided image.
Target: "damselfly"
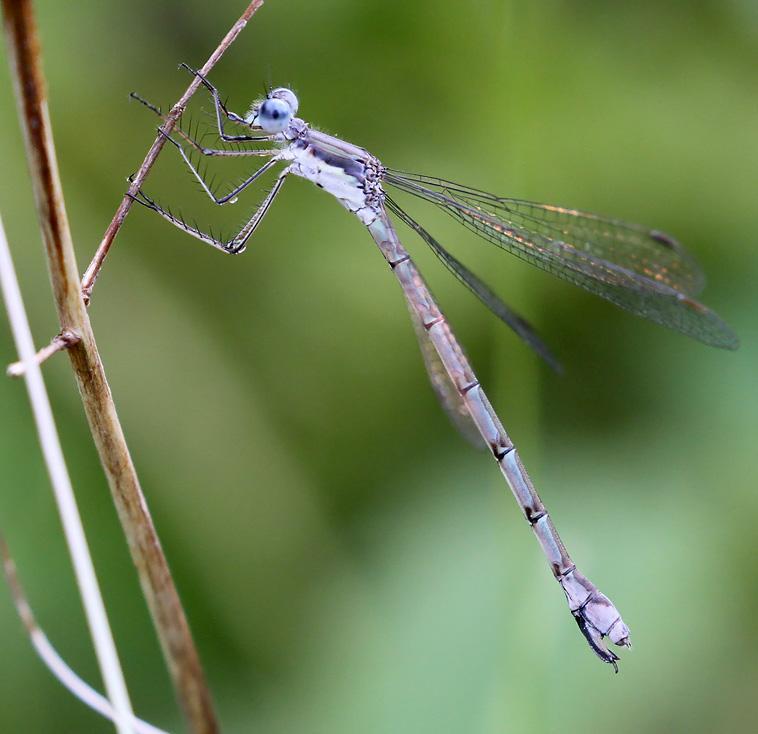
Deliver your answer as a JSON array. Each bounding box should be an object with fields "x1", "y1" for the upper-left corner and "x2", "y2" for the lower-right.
[{"x1": 130, "y1": 65, "x2": 738, "y2": 670}]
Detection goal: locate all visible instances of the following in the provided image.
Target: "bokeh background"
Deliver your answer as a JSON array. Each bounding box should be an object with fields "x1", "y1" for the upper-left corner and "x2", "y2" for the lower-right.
[{"x1": 1, "y1": 1, "x2": 756, "y2": 731}]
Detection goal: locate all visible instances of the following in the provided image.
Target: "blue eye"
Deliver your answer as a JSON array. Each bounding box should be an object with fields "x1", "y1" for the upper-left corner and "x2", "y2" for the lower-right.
[
  {"x1": 258, "y1": 98, "x2": 292, "y2": 132},
  {"x1": 253, "y1": 88, "x2": 299, "y2": 133}
]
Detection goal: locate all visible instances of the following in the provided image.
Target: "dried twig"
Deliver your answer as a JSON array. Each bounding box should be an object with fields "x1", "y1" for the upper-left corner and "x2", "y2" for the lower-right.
[
  {"x1": 0, "y1": 535, "x2": 168, "y2": 734},
  {"x1": 0, "y1": 212, "x2": 136, "y2": 734},
  {"x1": 81, "y1": 0, "x2": 266, "y2": 304},
  {"x1": 6, "y1": 328, "x2": 80, "y2": 377},
  {"x1": 3, "y1": 0, "x2": 266, "y2": 375},
  {"x1": 0, "y1": 1, "x2": 271, "y2": 731}
]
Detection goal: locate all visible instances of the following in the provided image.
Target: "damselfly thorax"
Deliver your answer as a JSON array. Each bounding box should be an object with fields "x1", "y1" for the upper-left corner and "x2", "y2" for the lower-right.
[{"x1": 282, "y1": 125, "x2": 386, "y2": 225}]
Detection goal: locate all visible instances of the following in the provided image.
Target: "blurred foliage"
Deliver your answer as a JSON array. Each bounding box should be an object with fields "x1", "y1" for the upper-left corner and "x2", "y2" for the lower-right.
[{"x1": 0, "y1": 0, "x2": 756, "y2": 732}]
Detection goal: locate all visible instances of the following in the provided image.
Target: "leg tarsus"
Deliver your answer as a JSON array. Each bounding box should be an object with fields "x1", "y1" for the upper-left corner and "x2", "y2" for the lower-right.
[
  {"x1": 178, "y1": 63, "x2": 261, "y2": 141},
  {"x1": 130, "y1": 91, "x2": 161, "y2": 116},
  {"x1": 179, "y1": 62, "x2": 214, "y2": 97},
  {"x1": 132, "y1": 87, "x2": 273, "y2": 148}
]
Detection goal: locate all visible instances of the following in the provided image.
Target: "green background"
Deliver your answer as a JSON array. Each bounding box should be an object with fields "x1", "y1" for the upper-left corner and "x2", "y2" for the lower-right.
[{"x1": 1, "y1": 1, "x2": 756, "y2": 731}]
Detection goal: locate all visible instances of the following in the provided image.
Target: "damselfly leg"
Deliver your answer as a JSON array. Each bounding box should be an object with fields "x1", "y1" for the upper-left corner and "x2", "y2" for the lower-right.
[
  {"x1": 155, "y1": 129, "x2": 281, "y2": 205},
  {"x1": 178, "y1": 63, "x2": 271, "y2": 143},
  {"x1": 129, "y1": 168, "x2": 288, "y2": 255}
]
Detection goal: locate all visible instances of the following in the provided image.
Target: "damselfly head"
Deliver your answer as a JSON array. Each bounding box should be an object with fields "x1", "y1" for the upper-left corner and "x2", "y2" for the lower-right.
[{"x1": 250, "y1": 87, "x2": 299, "y2": 133}]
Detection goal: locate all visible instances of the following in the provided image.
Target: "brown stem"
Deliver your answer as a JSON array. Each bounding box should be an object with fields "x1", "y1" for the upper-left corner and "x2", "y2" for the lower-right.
[
  {"x1": 81, "y1": 0, "x2": 266, "y2": 305},
  {"x1": 0, "y1": 534, "x2": 36, "y2": 636},
  {"x1": 6, "y1": 328, "x2": 80, "y2": 378},
  {"x1": 0, "y1": 1, "x2": 269, "y2": 731}
]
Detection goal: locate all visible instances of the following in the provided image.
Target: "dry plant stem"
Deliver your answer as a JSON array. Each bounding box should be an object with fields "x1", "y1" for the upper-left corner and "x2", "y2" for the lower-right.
[
  {"x1": 1, "y1": 1, "x2": 221, "y2": 732},
  {"x1": 81, "y1": 0, "x2": 266, "y2": 304},
  {"x1": 0, "y1": 212, "x2": 135, "y2": 734},
  {"x1": 0, "y1": 536, "x2": 168, "y2": 734},
  {"x1": 7, "y1": 328, "x2": 80, "y2": 377}
]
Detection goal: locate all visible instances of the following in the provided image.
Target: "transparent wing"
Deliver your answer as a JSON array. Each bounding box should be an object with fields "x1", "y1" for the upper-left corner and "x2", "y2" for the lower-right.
[
  {"x1": 386, "y1": 196, "x2": 562, "y2": 373},
  {"x1": 385, "y1": 170, "x2": 739, "y2": 350}
]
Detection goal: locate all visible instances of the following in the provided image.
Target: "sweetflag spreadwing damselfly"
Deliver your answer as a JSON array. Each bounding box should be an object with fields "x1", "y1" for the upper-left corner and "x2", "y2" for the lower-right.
[{"x1": 129, "y1": 65, "x2": 739, "y2": 671}]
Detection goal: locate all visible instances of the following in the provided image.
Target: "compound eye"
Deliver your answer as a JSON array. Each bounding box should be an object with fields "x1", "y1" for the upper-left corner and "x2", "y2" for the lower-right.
[
  {"x1": 270, "y1": 87, "x2": 299, "y2": 116},
  {"x1": 258, "y1": 98, "x2": 292, "y2": 133}
]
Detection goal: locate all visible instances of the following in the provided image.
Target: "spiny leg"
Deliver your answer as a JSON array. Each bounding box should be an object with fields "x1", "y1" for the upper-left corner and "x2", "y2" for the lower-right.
[
  {"x1": 179, "y1": 63, "x2": 266, "y2": 143},
  {"x1": 130, "y1": 92, "x2": 278, "y2": 158},
  {"x1": 157, "y1": 128, "x2": 281, "y2": 205},
  {"x1": 129, "y1": 169, "x2": 289, "y2": 255}
]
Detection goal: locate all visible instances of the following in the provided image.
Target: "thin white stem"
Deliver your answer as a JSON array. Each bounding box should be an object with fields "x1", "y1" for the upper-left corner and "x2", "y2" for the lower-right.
[
  {"x1": 0, "y1": 214, "x2": 135, "y2": 734},
  {"x1": 0, "y1": 539, "x2": 167, "y2": 734},
  {"x1": 32, "y1": 630, "x2": 166, "y2": 734}
]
